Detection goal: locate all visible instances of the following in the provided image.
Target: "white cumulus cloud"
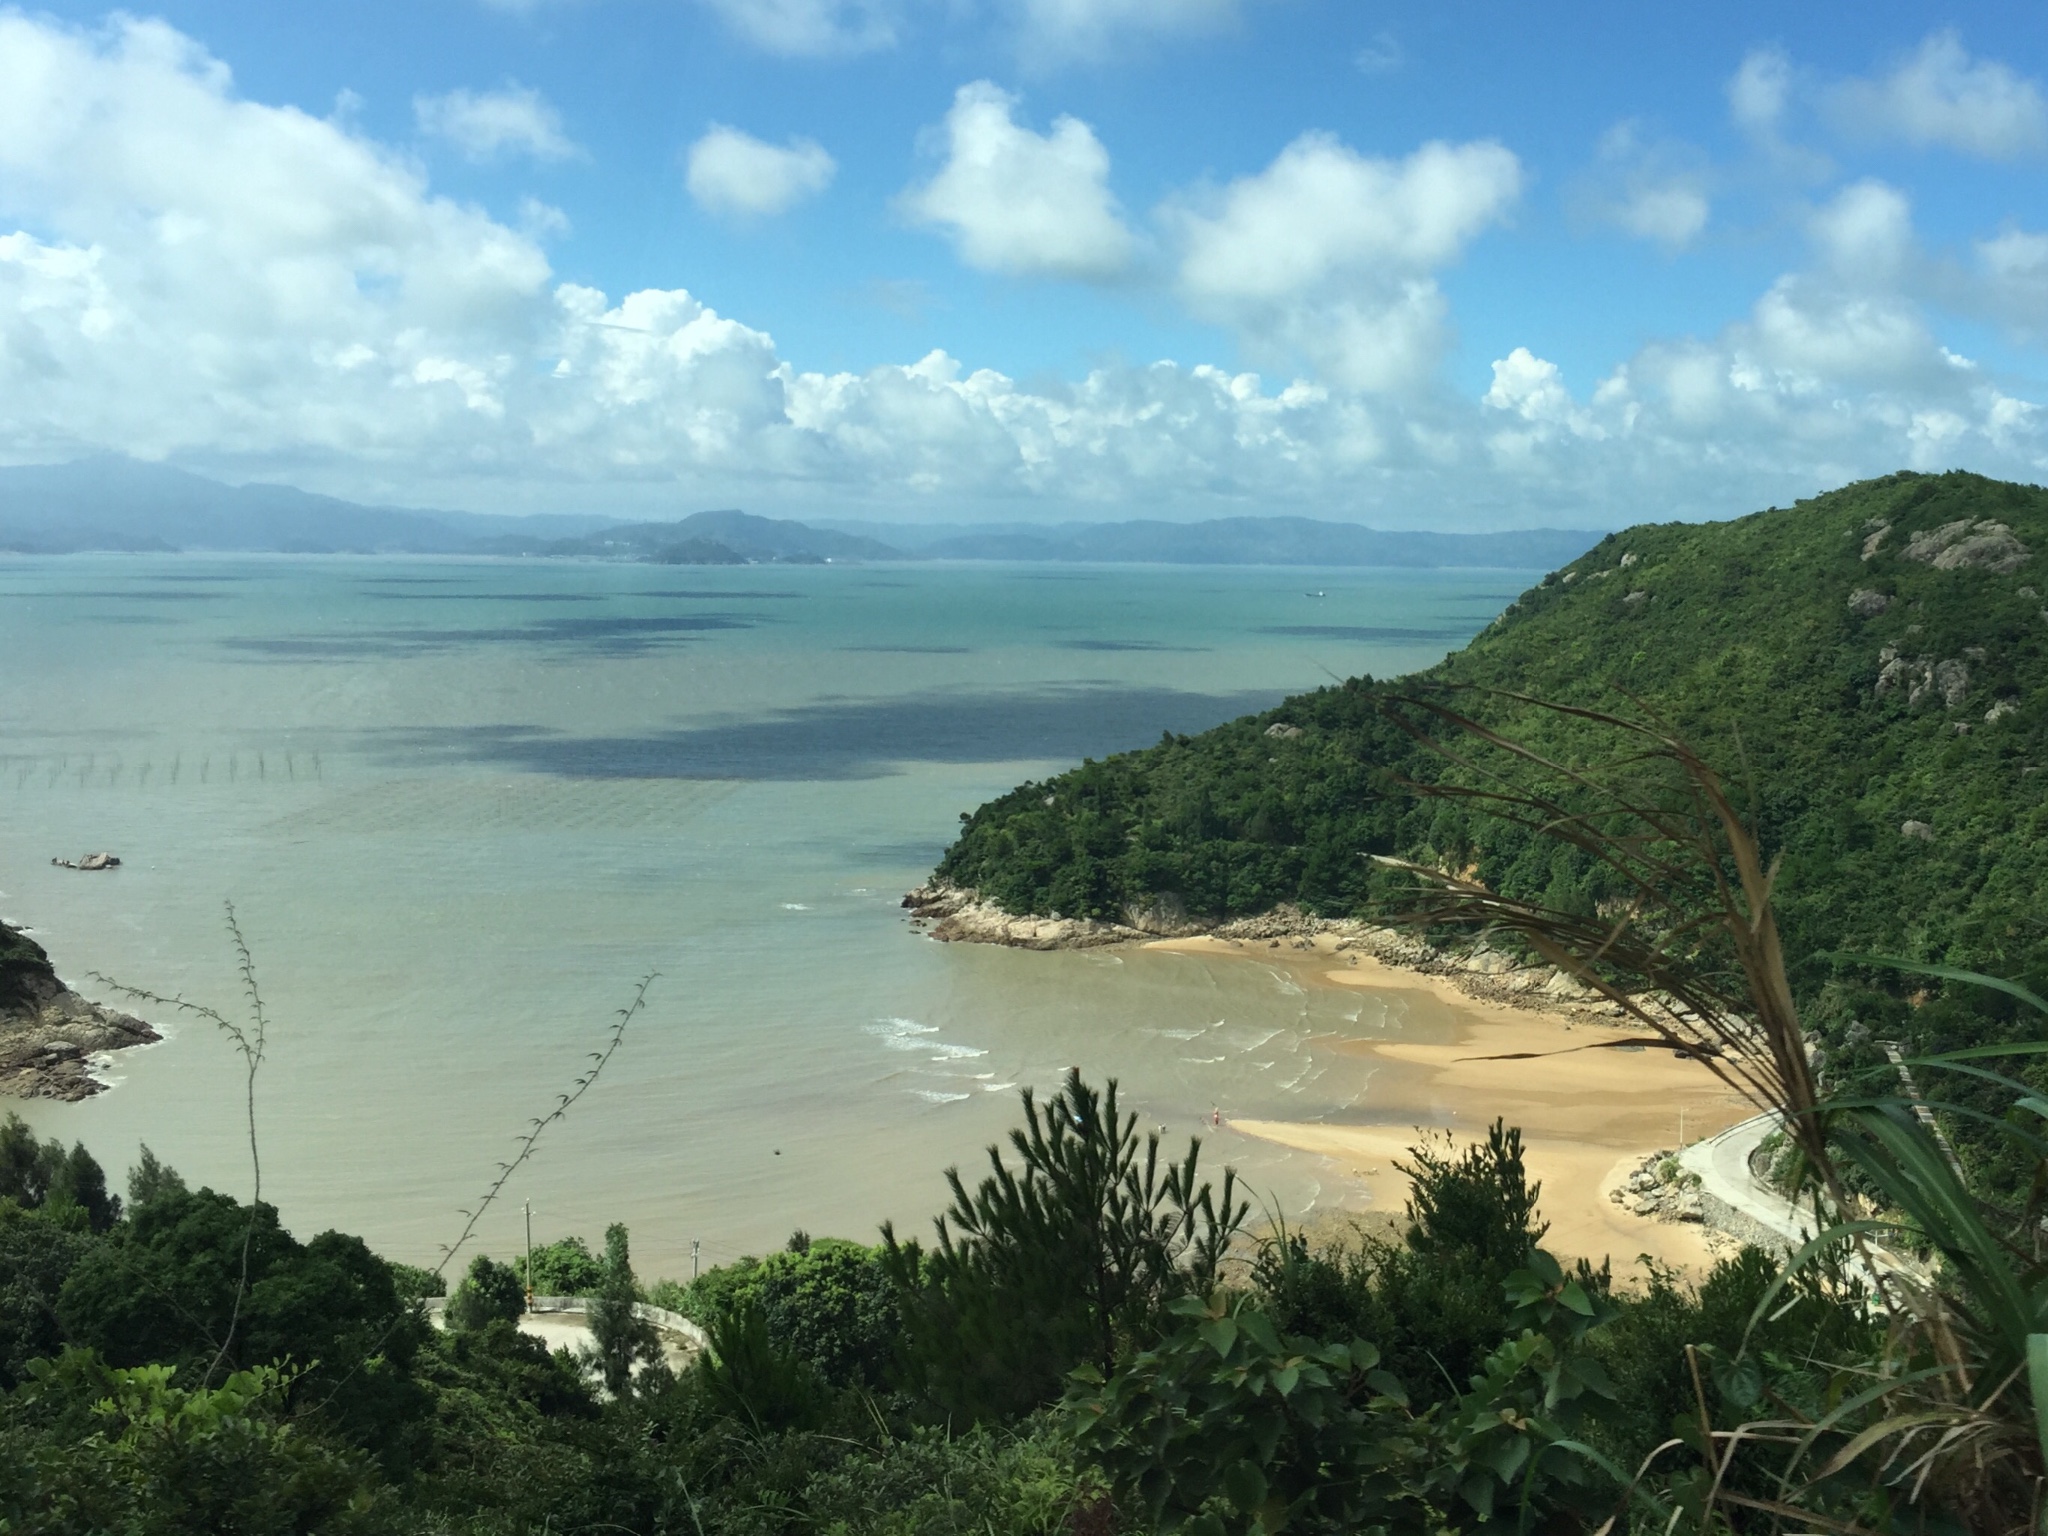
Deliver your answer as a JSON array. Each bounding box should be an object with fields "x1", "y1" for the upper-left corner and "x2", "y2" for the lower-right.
[
  {"x1": 1830, "y1": 31, "x2": 2048, "y2": 159},
  {"x1": 694, "y1": 0, "x2": 901, "y2": 56},
  {"x1": 1582, "y1": 122, "x2": 1709, "y2": 251},
  {"x1": 686, "y1": 126, "x2": 836, "y2": 218},
  {"x1": 1977, "y1": 227, "x2": 2048, "y2": 340},
  {"x1": 901, "y1": 82, "x2": 1134, "y2": 280},
  {"x1": 1616, "y1": 184, "x2": 1709, "y2": 249},
  {"x1": 415, "y1": 82, "x2": 578, "y2": 161},
  {"x1": 1006, "y1": 0, "x2": 1240, "y2": 66},
  {"x1": 1728, "y1": 47, "x2": 1793, "y2": 137},
  {"x1": 1168, "y1": 133, "x2": 1520, "y2": 393},
  {"x1": 0, "y1": 12, "x2": 2042, "y2": 530},
  {"x1": 1809, "y1": 179, "x2": 1915, "y2": 281}
]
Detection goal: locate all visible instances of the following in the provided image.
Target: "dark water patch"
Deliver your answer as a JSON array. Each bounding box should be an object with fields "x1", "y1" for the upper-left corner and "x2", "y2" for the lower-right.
[
  {"x1": 860, "y1": 581, "x2": 913, "y2": 588},
  {"x1": 840, "y1": 644, "x2": 973, "y2": 655},
  {"x1": 363, "y1": 591, "x2": 604, "y2": 602},
  {"x1": 635, "y1": 590, "x2": 806, "y2": 600},
  {"x1": 1056, "y1": 639, "x2": 1208, "y2": 653},
  {"x1": 848, "y1": 839, "x2": 950, "y2": 867},
  {"x1": 151, "y1": 572, "x2": 255, "y2": 582},
  {"x1": 365, "y1": 684, "x2": 1281, "y2": 781},
  {"x1": 358, "y1": 576, "x2": 469, "y2": 585},
  {"x1": 1257, "y1": 625, "x2": 1476, "y2": 642},
  {"x1": 17, "y1": 589, "x2": 228, "y2": 601},
  {"x1": 222, "y1": 613, "x2": 754, "y2": 661}
]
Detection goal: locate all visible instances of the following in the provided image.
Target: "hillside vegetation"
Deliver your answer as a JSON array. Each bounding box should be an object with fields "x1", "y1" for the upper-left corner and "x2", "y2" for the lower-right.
[{"x1": 937, "y1": 472, "x2": 2048, "y2": 1112}]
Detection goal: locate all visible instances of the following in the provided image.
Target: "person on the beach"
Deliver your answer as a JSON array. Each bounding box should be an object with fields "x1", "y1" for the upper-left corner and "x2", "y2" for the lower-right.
[{"x1": 1211, "y1": 1107, "x2": 1220, "y2": 1127}]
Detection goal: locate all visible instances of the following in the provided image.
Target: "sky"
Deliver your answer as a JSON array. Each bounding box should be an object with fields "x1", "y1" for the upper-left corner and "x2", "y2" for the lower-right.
[{"x1": 0, "y1": 2, "x2": 2045, "y2": 529}]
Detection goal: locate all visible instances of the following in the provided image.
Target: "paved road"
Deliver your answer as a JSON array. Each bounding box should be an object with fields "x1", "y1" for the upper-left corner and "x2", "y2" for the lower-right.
[
  {"x1": 425, "y1": 1297, "x2": 705, "y2": 1374},
  {"x1": 1679, "y1": 1111, "x2": 1820, "y2": 1251}
]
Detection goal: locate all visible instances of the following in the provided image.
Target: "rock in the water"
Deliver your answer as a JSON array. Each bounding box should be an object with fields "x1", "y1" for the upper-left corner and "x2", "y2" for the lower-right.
[{"x1": 1, "y1": 922, "x2": 159, "y2": 1100}]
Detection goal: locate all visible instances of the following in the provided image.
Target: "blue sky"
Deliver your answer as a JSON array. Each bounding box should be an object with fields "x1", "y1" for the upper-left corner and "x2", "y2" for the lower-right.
[{"x1": 1, "y1": 1, "x2": 2045, "y2": 527}]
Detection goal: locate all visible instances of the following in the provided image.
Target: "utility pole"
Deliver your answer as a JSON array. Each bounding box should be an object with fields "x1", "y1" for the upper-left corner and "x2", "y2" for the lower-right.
[
  {"x1": 691, "y1": 1239, "x2": 701, "y2": 1281},
  {"x1": 524, "y1": 1201, "x2": 534, "y2": 1311}
]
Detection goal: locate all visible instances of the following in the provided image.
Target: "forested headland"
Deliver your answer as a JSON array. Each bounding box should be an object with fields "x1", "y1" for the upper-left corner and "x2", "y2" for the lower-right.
[{"x1": 936, "y1": 472, "x2": 2048, "y2": 1176}]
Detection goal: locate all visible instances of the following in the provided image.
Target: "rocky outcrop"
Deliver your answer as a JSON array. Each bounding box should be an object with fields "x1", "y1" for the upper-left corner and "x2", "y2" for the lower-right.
[
  {"x1": 0, "y1": 922, "x2": 158, "y2": 1100},
  {"x1": 1900, "y1": 518, "x2": 2031, "y2": 573},
  {"x1": 901, "y1": 882, "x2": 1620, "y2": 1019},
  {"x1": 1847, "y1": 588, "x2": 1892, "y2": 617},
  {"x1": 1608, "y1": 1149, "x2": 1706, "y2": 1224},
  {"x1": 1874, "y1": 646, "x2": 1971, "y2": 709}
]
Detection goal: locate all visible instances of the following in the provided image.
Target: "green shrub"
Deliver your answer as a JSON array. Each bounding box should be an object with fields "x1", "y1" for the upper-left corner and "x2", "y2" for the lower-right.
[
  {"x1": 524, "y1": 1235, "x2": 605, "y2": 1295},
  {"x1": 444, "y1": 1255, "x2": 524, "y2": 1332}
]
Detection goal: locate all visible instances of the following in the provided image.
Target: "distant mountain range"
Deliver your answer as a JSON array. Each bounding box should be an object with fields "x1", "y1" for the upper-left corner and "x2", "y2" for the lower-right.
[
  {"x1": 0, "y1": 458, "x2": 1603, "y2": 569},
  {"x1": 812, "y1": 516, "x2": 1603, "y2": 569},
  {"x1": 0, "y1": 457, "x2": 610, "y2": 555}
]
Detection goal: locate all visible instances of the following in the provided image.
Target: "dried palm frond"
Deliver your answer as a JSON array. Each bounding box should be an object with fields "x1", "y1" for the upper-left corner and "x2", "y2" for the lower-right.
[
  {"x1": 1374, "y1": 687, "x2": 2048, "y2": 1534},
  {"x1": 1376, "y1": 686, "x2": 1836, "y2": 1195}
]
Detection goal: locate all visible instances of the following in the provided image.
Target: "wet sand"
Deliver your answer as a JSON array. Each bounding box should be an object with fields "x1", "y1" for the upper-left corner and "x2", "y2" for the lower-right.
[{"x1": 1146, "y1": 935, "x2": 1753, "y2": 1275}]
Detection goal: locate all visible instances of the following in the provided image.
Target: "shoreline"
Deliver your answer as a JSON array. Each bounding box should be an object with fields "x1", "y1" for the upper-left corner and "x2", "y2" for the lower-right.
[
  {"x1": 906, "y1": 885, "x2": 1755, "y2": 1274},
  {"x1": 0, "y1": 920, "x2": 160, "y2": 1101},
  {"x1": 902, "y1": 881, "x2": 1620, "y2": 1022},
  {"x1": 1165, "y1": 934, "x2": 1750, "y2": 1274}
]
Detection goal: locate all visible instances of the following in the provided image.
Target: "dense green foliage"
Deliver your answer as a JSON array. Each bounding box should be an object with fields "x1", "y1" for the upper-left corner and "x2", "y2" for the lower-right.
[
  {"x1": 585, "y1": 1222, "x2": 660, "y2": 1396},
  {"x1": 445, "y1": 1254, "x2": 525, "y2": 1331},
  {"x1": 884, "y1": 1071, "x2": 1245, "y2": 1424},
  {"x1": 940, "y1": 475, "x2": 2046, "y2": 955},
  {"x1": 524, "y1": 1234, "x2": 607, "y2": 1295},
  {"x1": 0, "y1": 1113, "x2": 120, "y2": 1233},
  {"x1": 664, "y1": 1232, "x2": 902, "y2": 1390},
  {"x1": 0, "y1": 1062, "x2": 2031, "y2": 1532}
]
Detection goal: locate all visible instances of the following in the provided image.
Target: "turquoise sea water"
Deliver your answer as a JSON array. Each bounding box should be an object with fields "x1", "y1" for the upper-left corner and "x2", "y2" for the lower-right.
[{"x1": 0, "y1": 556, "x2": 1530, "y2": 1279}]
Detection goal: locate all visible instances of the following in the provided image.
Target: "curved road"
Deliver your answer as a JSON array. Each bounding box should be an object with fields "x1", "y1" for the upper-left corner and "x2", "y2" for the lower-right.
[{"x1": 1678, "y1": 1111, "x2": 1820, "y2": 1251}]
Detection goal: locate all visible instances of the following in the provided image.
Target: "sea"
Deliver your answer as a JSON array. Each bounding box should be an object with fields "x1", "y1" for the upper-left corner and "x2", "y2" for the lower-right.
[{"x1": 0, "y1": 555, "x2": 1534, "y2": 1281}]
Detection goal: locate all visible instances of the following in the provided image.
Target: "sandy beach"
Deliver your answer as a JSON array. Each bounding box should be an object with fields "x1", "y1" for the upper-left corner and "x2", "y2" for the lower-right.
[{"x1": 1145, "y1": 935, "x2": 1754, "y2": 1275}]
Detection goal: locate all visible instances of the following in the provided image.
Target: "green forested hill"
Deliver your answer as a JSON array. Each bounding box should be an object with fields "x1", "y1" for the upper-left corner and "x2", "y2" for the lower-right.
[{"x1": 936, "y1": 470, "x2": 2048, "y2": 1039}]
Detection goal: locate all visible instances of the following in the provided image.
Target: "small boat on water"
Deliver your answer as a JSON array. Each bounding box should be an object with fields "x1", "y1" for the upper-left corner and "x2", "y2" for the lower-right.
[
  {"x1": 1305, "y1": 590, "x2": 1326, "y2": 598},
  {"x1": 52, "y1": 852, "x2": 121, "y2": 871}
]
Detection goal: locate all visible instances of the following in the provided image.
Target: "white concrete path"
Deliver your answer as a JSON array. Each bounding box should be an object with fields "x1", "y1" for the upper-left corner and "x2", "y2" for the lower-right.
[{"x1": 1679, "y1": 1111, "x2": 1820, "y2": 1250}]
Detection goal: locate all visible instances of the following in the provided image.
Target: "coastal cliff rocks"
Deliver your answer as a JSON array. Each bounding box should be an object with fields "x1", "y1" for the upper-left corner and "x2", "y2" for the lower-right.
[
  {"x1": 900, "y1": 881, "x2": 1618, "y2": 1019},
  {"x1": 901, "y1": 883, "x2": 1145, "y2": 949},
  {"x1": 1847, "y1": 588, "x2": 1892, "y2": 617},
  {"x1": 0, "y1": 922, "x2": 158, "y2": 1100}
]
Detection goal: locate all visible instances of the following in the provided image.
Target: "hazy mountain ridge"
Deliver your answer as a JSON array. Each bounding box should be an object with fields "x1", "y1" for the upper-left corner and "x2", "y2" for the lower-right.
[{"x1": 0, "y1": 458, "x2": 1602, "y2": 568}]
